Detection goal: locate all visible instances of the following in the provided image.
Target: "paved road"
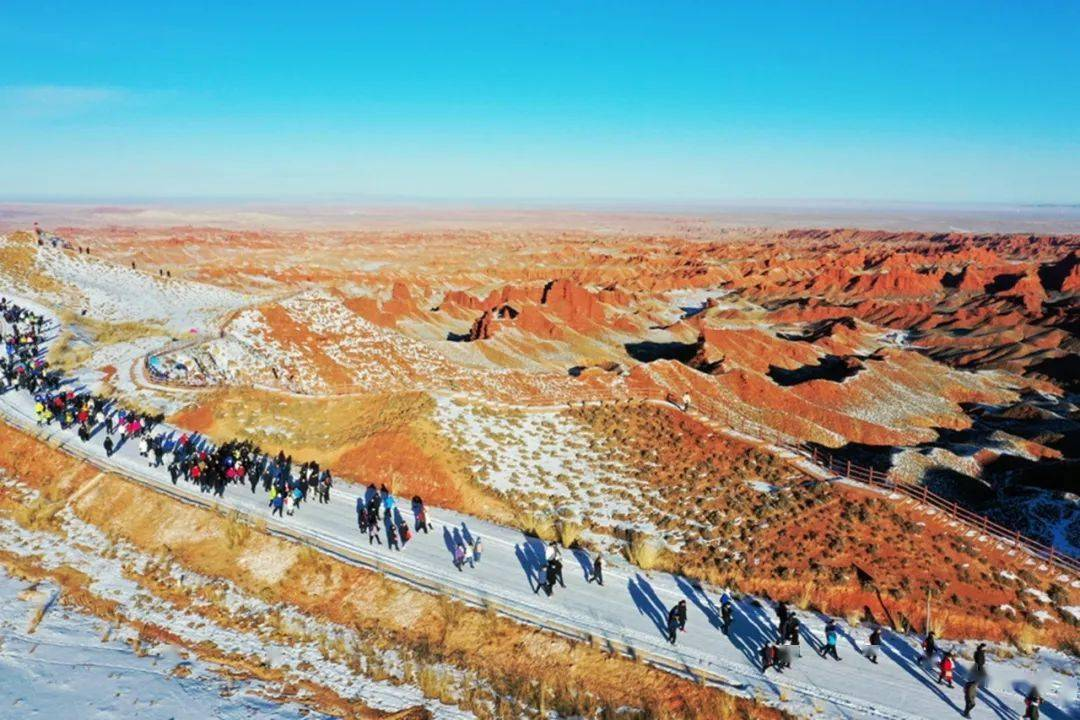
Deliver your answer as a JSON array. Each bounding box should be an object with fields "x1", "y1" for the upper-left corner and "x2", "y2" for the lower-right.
[{"x1": 0, "y1": 304, "x2": 1075, "y2": 720}]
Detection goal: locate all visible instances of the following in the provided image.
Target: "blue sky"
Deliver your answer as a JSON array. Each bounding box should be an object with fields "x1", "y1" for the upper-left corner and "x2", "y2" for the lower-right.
[{"x1": 1, "y1": 2, "x2": 1077, "y2": 203}]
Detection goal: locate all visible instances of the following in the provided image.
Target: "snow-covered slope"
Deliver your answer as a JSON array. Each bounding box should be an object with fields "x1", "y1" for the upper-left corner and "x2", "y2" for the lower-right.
[{"x1": 0, "y1": 570, "x2": 331, "y2": 719}]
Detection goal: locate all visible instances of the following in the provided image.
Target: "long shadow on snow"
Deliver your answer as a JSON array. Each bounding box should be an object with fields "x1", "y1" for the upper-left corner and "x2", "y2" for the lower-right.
[
  {"x1": 514, "y1": 545, "x2": 536, "y2": 592},
  {"x1": 571, "y1": 549, "x2": 592, "y2": 582},
  {"x1": 734, "y1": 599, "x2": 785, "y2": 669},
  {"x1": 628, "y1": 575, "x2": 667, "y2": 637},
  {"x1": 673, "y1": 576, "x2": 720, "y2": 629},
  {"x1": 1010, "y1": 680, "x2": 1072, "y2": 720},
  {"x1": 878, "y1": 634, "x2": 963, "y2": 716}
]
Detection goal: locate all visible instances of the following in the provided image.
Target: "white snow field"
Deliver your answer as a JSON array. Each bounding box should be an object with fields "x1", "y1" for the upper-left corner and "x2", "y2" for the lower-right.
[
  {"x1": 0, "y1": 298, "x2": 1078, "y2": 719},
  {"x1": 0, "y1": 570, "x2": 333, "y2": 719}
]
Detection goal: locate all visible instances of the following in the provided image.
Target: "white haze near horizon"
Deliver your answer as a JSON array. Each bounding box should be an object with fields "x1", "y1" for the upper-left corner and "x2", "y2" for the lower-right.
[{"x1": 2, "y1": 200, "x2": 1080, "y2": 234}]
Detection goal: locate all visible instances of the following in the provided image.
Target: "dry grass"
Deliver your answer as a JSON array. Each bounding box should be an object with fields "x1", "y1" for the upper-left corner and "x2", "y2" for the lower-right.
[
  {"x1": 0, "y1": 231, "x2": 64, "y2": 294},
  {"x1": 556, "y1": 518, "x2": 584, "y2": 548},
  {"x1": 928, "y1": 613, "x2": 949, "y2": 638},
  {"x1": 223, "y1": 510, "x2": 252, "y2": 549},
  {"x1": 1009, "y1": 624, "x2": 1040, "y2": 656},
  {"x1": 174, "y1": 387, "x2": 434, "y2": 453},
  {"x1": 795, "y1": 582, "x2": 815, "y2": 611},
  {"x1": 515, "y1": 510, "x2": 558, "y2": 542},
  {"x1": 45, "y1": 330, "x2": 94, "y2": 371},
  {"x1": 12, "y1": 496, "x2": 66, "y2": 533},
  {"x1": 624, "y1": 529, "x2": 666, "y2": 570}
]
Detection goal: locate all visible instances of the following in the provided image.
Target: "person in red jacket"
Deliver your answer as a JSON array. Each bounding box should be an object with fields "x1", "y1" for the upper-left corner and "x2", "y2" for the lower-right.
[{"x1": 938, "y1": 651, "x2": 955, "y2": 688}]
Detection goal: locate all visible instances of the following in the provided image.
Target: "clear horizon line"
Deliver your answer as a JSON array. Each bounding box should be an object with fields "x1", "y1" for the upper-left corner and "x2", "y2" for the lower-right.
[{"x1": 2, "y1": 194, "x2": 1079, "y2": 210}]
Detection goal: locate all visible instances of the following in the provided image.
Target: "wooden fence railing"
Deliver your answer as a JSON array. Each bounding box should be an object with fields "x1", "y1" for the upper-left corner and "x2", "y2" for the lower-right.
[{"x1": 646, "y1": 386, "x2": 1078, "y2": 578}]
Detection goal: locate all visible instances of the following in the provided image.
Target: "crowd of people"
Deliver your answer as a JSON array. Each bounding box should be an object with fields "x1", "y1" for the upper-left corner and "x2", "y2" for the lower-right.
[
  {"x1": 0, "y1": 294, "x2": 1052, "y2": 719},
  {"x1": 1, "y1": 297, "x2": 354, "y2": 523}
]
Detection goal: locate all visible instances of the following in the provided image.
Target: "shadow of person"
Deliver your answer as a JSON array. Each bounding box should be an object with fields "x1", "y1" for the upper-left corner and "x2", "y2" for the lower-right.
[
  {"x1": 460, "y1": 522, "x2": 473, "y2": 546},
  {"x1": 879, "y1": 632, "x2": 963, "y2": 715},
  {"x1": 523, "y1": 536, "x2": 547, "y2": 570},
  {"x1": 571, "y1": 548, "x2": 592, "y2": 582},
  {"x1": 628, "y1": 576, "x2": 667, "y2": 637},
  {"x1": 442, "y1": 526, "x2": 455, "y2": 555},
  {"x1": 734, "y1": 599, "x2": 785, "y2": 668},
  {"x1": 636, "y1": 574, "x2": 668, "y2": 622},
  {"x1": 514, "y1": 544, "x2": 536, "y2": 591},
  {"x1": 974, "y1": 682, "x2": 1016, "y2": 720},
  {"x1": 798, "y1": 620, "x2": 825, "y2": 657},
  {"x1": 673, "y1": 575, "x2": 720, "y2": 629}
]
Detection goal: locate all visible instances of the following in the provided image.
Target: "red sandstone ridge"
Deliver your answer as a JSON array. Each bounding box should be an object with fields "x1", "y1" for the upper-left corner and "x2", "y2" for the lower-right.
[
  {"x1": 467, "y1": 305, "x2": 523, "y2": 340},
  {"x1": 540, "y1": 279, "x2": 607, "y2": 329},
  {"x1": 459, "y1": 279, "x2": 627, "y2": 342},
  {"x1": 1041, "y1": 251, "x2": 1080, "y2": 292},
  {"x1": 991, "y1": 271, "x2": 1046, "y2": 313},
  {"x1": 845, "y1": 267, "x2": 943, "y2": 298},
  {"x1": 438, "y1": 289, "x2": 485, "y2": 311},
  {"x1": 951, "y1": 265, "x2": 989, "y2": 292}
]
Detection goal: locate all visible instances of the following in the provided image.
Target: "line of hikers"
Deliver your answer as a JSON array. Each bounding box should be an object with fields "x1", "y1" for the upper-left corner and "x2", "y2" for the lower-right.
[
  {"x1": 529, "y1": 540, "x2": 604, "y2": 596},
  {"x1": 756, "y1": 604, "x2": 1041, "y2": 718},
  {"x1": 1, "y1": 297, "x2": 334, "y2": 519},
  {"x1": 354, "y1": 483, "x2": 418, "y2": 550},
  {"x1": 2, "y1": 295, "x2": 449, "y2": 558}
]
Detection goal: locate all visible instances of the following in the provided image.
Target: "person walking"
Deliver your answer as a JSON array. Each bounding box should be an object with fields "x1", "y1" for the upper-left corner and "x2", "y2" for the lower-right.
[
  {"x1": 788, "y1": 616, "x2": 802, "y2": 656},
  {"x1": 864, "y1": 626, "x2": 881, "y2": 664},
  {"x1": 938, "y1": 651, "x2": 955, "y2": 688},
  {"x1": 472, "y1": 537, "x2": 482, "y2": 566},
  {"x1": 358, "y1": 498, "x2": 371, "y2": 533},
  {"x1": 720, "y1": 597, "x2": 734, "y2": 635},
  {"x1": 777, "y1": 602, "x2": 791, "y2": 642},
  {"x1": 1024, "y1": 687, "x2": 1041, "y2": 719},
  {"x1": 550, "y1": 555, "x2": 565, "y2": 588},
  {"x1": 820, "y1": 620, "x2": 842, "y2": 661},
  {"x1": 761, "y1": 644, "x2": 781, "y2": 673},
  {"x1": 103, "y1": 436, "x2": 114, "y2": 457},
  {"x1": 590, "y1": 553, "x2": 604, "y2": 586},
  {"x1": 412, "y1": 495, "x2": 432, "y2": 534},
  {"x1": 974, "y1": 643, "x2": 987, "y2": 673},
  {"x1": 367, "y1": 514, "x2": 382, "y2": 545},
  {"x1": 319, "y1": 470, "x2": 332, "y2": 503},
  {"x1": 962, "y1": 679, "x2": 978, "y2": 718},
  {"x1": 667, "y1": 600, "x2": 687, "y2": 644},
  {"x1": 366, "y1": 491, "x2": 381, "y2": 524},
  {"x1": 923, "y1": 631, "x2": 937, "y2": 664},
  {"x1": 386, "y1": 522, "x2": 399, "y2": 551},
  {"x1": 535, "y1": 561, "x2": 552, "y2": 596},
  {"x1": 270, "y1": 489, "x2": 284, "y2": 517}
]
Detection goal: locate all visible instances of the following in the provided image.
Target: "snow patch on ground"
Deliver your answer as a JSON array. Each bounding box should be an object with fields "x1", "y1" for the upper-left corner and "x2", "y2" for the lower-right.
[
  {"x1": 435, "y1": 396, "x2": 664, "y2": 537},
  {"x1": 0, "y1": 477, "x2": 475, "y2": 720},
  {"x1": 0, "y1": 569, "x2": 331, "y2": 720},
  {"x1": 1024, "y1": 587, "x2": 1053, "y2": 604},
  {"x1": 38, "y1": 245, "x2": 247, "y2": 334}
]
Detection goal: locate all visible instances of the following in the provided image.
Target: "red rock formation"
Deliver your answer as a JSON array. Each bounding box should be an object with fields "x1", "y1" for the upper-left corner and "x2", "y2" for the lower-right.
[
  {"x1": 439, "y1": 289, "x2": 485, "y2": 311},
  {"x1": 540, "y1": 279, "x2": 606, "y2": 327},
  {"x1": 468, "y1": 309, "x2": 497, "y2": 340}
]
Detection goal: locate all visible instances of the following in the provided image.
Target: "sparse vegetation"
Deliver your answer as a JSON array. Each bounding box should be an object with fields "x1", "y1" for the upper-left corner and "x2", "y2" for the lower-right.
[{"x1": 624, "y1": 529, "x2": 666, "y2": 570}]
